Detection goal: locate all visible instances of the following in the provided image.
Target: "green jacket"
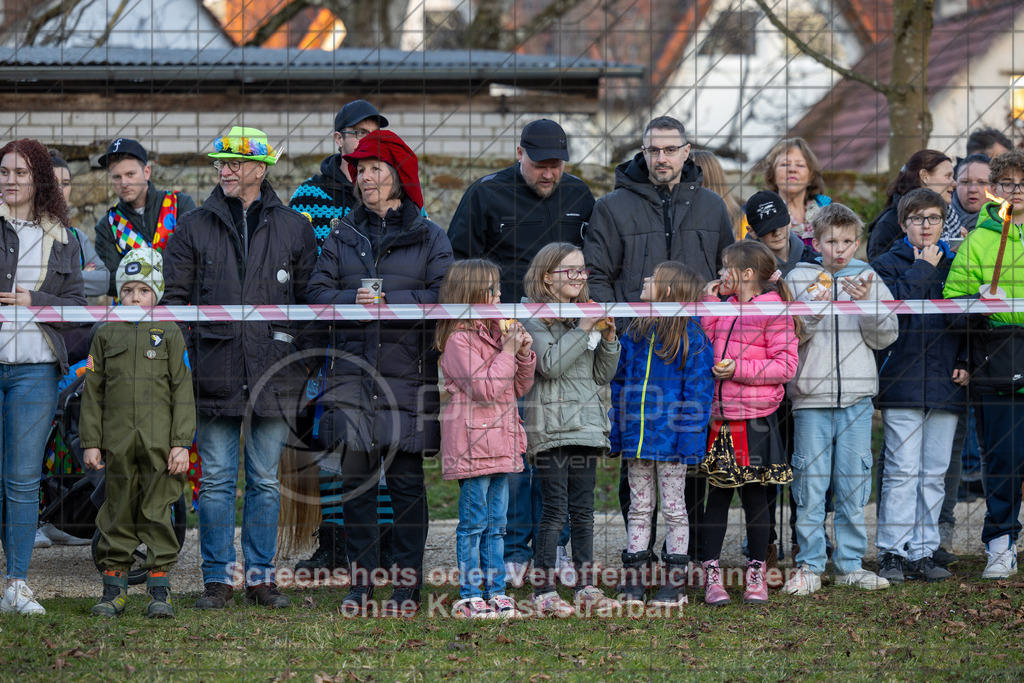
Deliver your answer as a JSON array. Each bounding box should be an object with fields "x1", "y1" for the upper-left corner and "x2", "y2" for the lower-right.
[
  {"x1": 943, "y1": 201, "x2": 1024, "y2": 327},
  {"x1": 523, "y1": 310, "x2": 621, "y2": 457},
  {"x1": 80, "y1": 321, "x2": 196, "y2": 453}
]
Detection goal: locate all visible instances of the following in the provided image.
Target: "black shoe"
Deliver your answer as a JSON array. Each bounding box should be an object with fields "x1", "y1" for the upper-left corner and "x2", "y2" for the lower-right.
[
  {"x1": 933, "y1": 546, "x2": 960, "y2": 568},
  {"x1": 295, "y1": 525, "x2": 347, "y2": 572},
  {"x1": 878, "y1": 552, "x2": 906, "y2": 584},
  {"x1": 339, "y1": 585, "x2": 375, "y2": 616},
  {"x1": 195, "y1": 582, "x2": 233, "y2": 610},
  {"x1": 649, "y1": 553, "x2": 688, "y2": 607},
  {"x1": 905, "y1": 556, "x2": 951, "y2": 583},
  {"x1": 617, "y1": 550, "x2": 652, "y2": 604},
  {"x1": 244, "y1": 583, "x2": 291, "y2": 608},
  {"x1": 381, "y1": 587, "x2": 420, "y2": 617}
]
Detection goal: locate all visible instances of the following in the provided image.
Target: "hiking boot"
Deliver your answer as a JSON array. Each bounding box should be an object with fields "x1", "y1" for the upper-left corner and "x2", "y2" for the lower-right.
[
  {"x1": 743, "y1": 560, "x2": 768, "y2": 604},
  {"x1": 555, "y1": 545, "x2": 578, "y2": 587},
  {"x1": 932, "y1": 546, "x2": 959, "y2": 568},
  {"x1": 381, "y1": 587, "x2": 420, "y2": 617},
  {"x1": 878, "y1": 553, "x2": 906, "y2": 584},
  {"x1": 649, "y1": 553, "x2": 688, "y2": 608},
  {"x1": 338, "y1": 585, "x2": 374, "y2": 616},
  {"x1": 764, "y1": 544, "x2": 783, "y2": 589},
  {"x1": 982, "y1": 535, "x2": 1018, "y2": 579},
  {"x1": 834, "y1": 568, "x2": 890, "y2": 590},
  {"x1": 574, "y1": 585, "x2": 620, "y2": 615},
  {"x1": 451, "y1": 597, "x2": 496, "y2": 619},
  {"x1": 91, "y1": 570, "x2": 128, "y2": 618},
  {"x1": 702, "y1": 559, "x2": 731, "y2": 606},
  {"x1": 530, "y1": 590, "x2": 574, "y2": 618},
  {"x1": 782, "y1": 565, "x2": 821, "y2": 596},
  {"x1": 488, "y1": 594, "x2": 523, "y2": 619},
  {"x1": 905, "y1": 556, "x2": 951, "y2": 583},
  {"x1": 617, "y1": 550, "x2": 651, "y2": 604},
  {"x1": 245, "y1": 583, "x2": 290, "y2": 608},
  {"x1": 195, "y1": 582, "x2": 233, "y2": 610},
  {"x1": 146, "y1": 572, "x2": 174, "y2": 619},
  {"x1": 295, "y1": 524, "x2": 347, "y2": 575}
]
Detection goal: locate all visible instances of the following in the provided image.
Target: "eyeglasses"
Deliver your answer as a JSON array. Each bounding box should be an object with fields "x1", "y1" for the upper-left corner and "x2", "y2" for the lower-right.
[
  {"x1": 997, "y1": 181, "x2": 1024, "y2": 193},
  {"x1": 905, "y1": 215, "x2": 943, "y2": 226},
  {"x1": 212, "y1": 160, "x2": 243, "y2": 172},
  {"x1": 551, "y1": 268, "x2": 591, "y2": 280},
  {"x1": 340, "y1": 129, "x2": 372, "y2": 139},
  {"x1": 642, "y1": 145, "x2": 685, "y2": 158}
]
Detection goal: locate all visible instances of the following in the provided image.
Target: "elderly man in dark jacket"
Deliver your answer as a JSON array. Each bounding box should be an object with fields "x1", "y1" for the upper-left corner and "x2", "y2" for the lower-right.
[{"x1": 163, "y1": 126, "x2": 317, "y2": 611}]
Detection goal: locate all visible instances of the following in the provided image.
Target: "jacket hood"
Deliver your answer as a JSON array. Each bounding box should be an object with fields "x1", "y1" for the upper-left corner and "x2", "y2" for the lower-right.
[
  {"x1": 203, "y1": 179, "x2": 284, "y2": 226},
  {"x1": 799, "y1": 256, "x2": 871, "y2": 278},
  {"x1": 317, "y1": 153, "x2": 352, "y2": 188},
  {"x1": 976, "y1": 200, "x2": 1024, "y2": 238},
  {"x1": 614, "y1": 153, "x2": 703, "y2": 196},
  {"x1": 888, "y1": 235, "x2": 955, "y2": 262}
]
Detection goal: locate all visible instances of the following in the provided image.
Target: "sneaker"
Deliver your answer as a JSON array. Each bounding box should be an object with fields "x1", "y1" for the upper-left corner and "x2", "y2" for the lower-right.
[
  {"x1": 574, "y1": 585, "x2": 620, "y2": 615},
  {"x1": 195, "y1": 582, "x2": 233, "y2": 610},
  {"x1": 743, "y1": 560, "x2": 768, "y2": 604},
  {"x1": 244, "y1": 582, "x2": 290, "y2": 608},
  {"x1": 1, "y1": 580, "x2": 46, "y2": 616},
  {"x1": 39, "y1": 523, "x2": 91, "y2": 546},
  {"x1": 146, "y1": 572, "x2": 174, "y2": 619},
  {"x1": 905, "y1": 556, "x2": 951, "y2": 583},
  {"x1": 451, "y1": 596, "x2": 497, "y2": 619},
  {"x1": 33, "y1": 528, "x2": 52, "y2": 549},
  {"x1": 932, "y1": 546, "x2": 960, "y2": 568},
  {"x1": 982, "y1": 535, "x2": 1018, "y2": 580},
  {"x1": 782, "y1": 565, "x2": 822, "y2": 596},
  {"x1": 702, "y1": 560, "x2": 731, "y2": 606},
  {"x1": 530, "y1": 590, "x2": 575, "y2": 618},
  {"x1": 488, "y1": 594, "x2": 522, "y2": 619},
  {"x1": 381, "y1": 587, "x2": 420, "y2": 617},
  {"x1": 834, "y1": 568, "x2": 890, "y2": 591},
  {"x1": 878, "y1": 552, "x2": 906, "y2": 584},
  {"x1": 338, "y1": 585, "x2": 375, "y2": 616},
  {"x1": 504, "y1": 561, "x2": 528, "y2": 589},
  {"x1": 555, "y1": 546, "x2": 578, "y2": 587}
]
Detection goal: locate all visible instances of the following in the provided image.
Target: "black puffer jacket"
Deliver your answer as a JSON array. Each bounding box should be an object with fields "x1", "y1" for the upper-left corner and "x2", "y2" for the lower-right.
[
  {"x1": 162, "y1": 180, "x2": 318, "y2": 418},
  {"x1": 584, "y1": 154, "x2": 734, "y2": 302},
  {"x1": 307, "y1": 200, "x2": 453, "y2": 457}
]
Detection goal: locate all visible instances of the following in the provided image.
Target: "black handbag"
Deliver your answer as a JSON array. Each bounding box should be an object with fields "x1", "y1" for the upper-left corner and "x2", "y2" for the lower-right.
[{"x1": 970, "y1": 323, "x2": 1024, "y2": 393}]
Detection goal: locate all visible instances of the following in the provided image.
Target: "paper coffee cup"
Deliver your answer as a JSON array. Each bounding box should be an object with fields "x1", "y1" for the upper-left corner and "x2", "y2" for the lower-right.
[{"x1": 361, "y1": 278, "x2": 383, "y2": 302}]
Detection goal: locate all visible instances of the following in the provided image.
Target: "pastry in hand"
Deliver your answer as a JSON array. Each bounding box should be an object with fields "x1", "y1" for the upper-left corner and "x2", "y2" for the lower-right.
[
  {"x1": 715, "y1": 359, "x2": 731, "y2": 369},
  {"x1": 588, "y1": 300, "x2": 611, "y2": 330},
  {"x1": 807, "y1": 271, "x2": 833, "y2": 295},
  {"x1": 498, "y1": 318, "x2": 517, "y2": 335}
]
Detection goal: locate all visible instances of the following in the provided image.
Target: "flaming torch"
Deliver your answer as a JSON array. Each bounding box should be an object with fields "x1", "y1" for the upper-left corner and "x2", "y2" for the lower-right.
[{"x1": 979, "y1": 189, "x2": 1012, "y2": 300}]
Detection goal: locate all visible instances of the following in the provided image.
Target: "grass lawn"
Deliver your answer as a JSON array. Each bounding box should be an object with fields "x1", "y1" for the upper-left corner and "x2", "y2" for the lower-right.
[{"x1": 2, "y1": 556, "x2": 1021, "y2": 680}]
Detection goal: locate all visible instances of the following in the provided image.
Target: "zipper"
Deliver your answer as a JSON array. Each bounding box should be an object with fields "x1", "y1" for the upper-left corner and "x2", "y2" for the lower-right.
[
  {"x1": 716, "y1": 319, "x2": 738, "y2": 418},
  {"x1": 833, "y1": 277, "x2": 842, "y2": 408},
  {"x1": 635, "y1": 338, "x2": 656, "y2": 458}
]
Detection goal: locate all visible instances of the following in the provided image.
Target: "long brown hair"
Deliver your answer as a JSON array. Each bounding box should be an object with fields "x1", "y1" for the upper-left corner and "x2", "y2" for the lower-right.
[
  {"x1": 762, "y1": 138, "x2": 827, "y2": 200},
  {"x1": 435, "y1": 259, "x2": 501, "y2": 352},
  {"x1": 627, "y1": 261, "x2": 706, "y2": 368},
  {"x1": 721, "y1": 241, "x2": 804, "y2": 339},
  {"x1": 883, "y1": 149, "x2": 951, "y2": 209},
  {"x1": 0, "y1": 138, "x2": 70, "y2": 226}
]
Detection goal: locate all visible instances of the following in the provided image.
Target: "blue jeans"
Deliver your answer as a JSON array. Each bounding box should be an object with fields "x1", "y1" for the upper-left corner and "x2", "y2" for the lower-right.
[
  {"x1": 0, "y1": 363, "x2": 58, "y2": 580},
  {"x1": 457, "y1": 474, "x2": 508, "y2": 600},
  {"x1": 505, "y1": 455, "x2": 569, "y2": 564},
  {"x1": 792, "y1": 399, "x2": 874, "y2": 574},
  {"x1": 197, "y1": 414, "x2": 288, "y2": 586}
]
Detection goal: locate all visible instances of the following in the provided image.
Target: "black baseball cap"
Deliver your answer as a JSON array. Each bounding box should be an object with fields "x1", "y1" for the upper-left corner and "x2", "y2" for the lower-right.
[
  {"x1": 97, "y1": 138, "x2": 148, "y2": 168},
  {"x1": 334, "y1": 100, "x2": 389, "y2": 132},
  {"x1": 520, "y1": 119, "x2": 569, "y2": 162},
  {"x1": 746, "y1": 190, "x2": 791, "y2": 237}
]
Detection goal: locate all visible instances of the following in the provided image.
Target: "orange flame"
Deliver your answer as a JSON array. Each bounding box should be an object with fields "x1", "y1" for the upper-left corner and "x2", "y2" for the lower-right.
[{"x1": 985, "y1": 189, "x2": 1011, "y2": 221}]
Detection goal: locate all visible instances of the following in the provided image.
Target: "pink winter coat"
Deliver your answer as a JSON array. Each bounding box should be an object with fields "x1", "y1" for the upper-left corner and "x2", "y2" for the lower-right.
[
  {"x1": 701, "y1": 290, "x2": 799, "y2": 420},
  {"x1": 439, "y1": 321, "x2": 537, "y2": 481}
]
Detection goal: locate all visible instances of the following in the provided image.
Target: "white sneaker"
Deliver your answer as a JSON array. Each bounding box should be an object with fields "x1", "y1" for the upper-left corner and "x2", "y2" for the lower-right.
[
  {"x1": 33, "y1": 529, "x2": 52, "y2": 549},
  {"x1": 834, "y1": 568, "x2": 890, "y2": 590},
  {"x1": 982, "y1": 535, "x2": 1019, "y2": 579},
  {"x1": 1, "y1": 580, "x2": 46, "y2": 615},
  {"x1": 555, "y1": 545, "x2": 577, "y2": 587},
  {"x1": 40, "y1": 523, "x2": 91, "y2": 546},
  {"x1": 782, "y1": 565, "x2": 821, "y2": 595},
  {"x1": 504, "y1": 561, "x2": 528, "y2": 588}
]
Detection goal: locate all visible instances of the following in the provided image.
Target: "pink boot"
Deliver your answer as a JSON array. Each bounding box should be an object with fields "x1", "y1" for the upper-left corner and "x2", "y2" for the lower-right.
[
  {"x1": 743, "y1": 559, "x2": 768, "y2": 604},
  {"x1": 702, "y1": 560, "x2": 731, "y2": 606}
]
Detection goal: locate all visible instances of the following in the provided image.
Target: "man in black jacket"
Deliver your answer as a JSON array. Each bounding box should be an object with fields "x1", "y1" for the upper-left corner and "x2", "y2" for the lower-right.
[
  {"x1": 163, "y1": 126, "x2": 317, "y2": 611},
  {"x1": 93, "y1": 138, "x2": 196, "y2": 297}
]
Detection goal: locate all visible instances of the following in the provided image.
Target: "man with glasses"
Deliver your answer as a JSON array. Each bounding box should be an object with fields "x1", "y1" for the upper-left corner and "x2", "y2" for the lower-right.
[
  {"x1": 584, "y1": 115, "x2": 734, "y2": 302},
  {"x1": 93, "y1": 138, "x2": 196, "y2": 297},
  {"x1": 163, "y1": 126, "x2": 317, "y2": 610}
]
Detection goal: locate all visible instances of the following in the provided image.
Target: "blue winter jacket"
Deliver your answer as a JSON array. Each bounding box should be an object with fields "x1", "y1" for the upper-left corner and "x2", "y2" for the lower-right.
[{"x1": 609, "y1": 319, "x2": 715, "y2": 463}]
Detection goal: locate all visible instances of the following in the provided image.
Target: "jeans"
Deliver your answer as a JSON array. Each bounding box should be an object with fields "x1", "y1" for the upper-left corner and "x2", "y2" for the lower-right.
[
  {"x1": 198, "y1": 414, "x2": 289, "y2": 587},
  {"x1": 534, "y1": 446, "x2": 598, "y2": 590},
  {"x1": 876, "y1": 408, "x2": 957, "y2": 560},
  {"x1": 0, "y1": 363, "x2": 58, "y2": 580},
  {"x1": 457, "y1": 474, "x2": 508, "y2": 599},
  {"x1": 792, "y1": 399, "x2": 874, "y2": 574},
  {"x1": 937, "y1": 408, "x2": 970, "y2": 547},
  {"x1": 505, "y1": 454, "x2": 569, "y2": 563},
  {"x1": 977, "y1": 391, "x2": 1024, "y2": 544}
]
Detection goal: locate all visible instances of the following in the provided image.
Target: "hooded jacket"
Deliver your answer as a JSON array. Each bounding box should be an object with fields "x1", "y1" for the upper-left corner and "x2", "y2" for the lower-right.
[
  {"x1": 307, "y1": 199, "x2": 453, "y2": 457},
  {"x1": 162, "y1": 180, "x2": 317, "y2": 418},
  {"x1": 872, "y1": 237, "x2": 965, "y2": 412},
  {"x1": 289, "y1": 153, "x2": 357, "y2": 247},
  {"x1": 866, "y1": 195, "x2": 902, "y2": 262},
  {"x1": 785, "y1": 259, "x2": 899, "y2": 410},
  {"x1": 584, "y1": 154, "x2": 734, "y2": 303}
]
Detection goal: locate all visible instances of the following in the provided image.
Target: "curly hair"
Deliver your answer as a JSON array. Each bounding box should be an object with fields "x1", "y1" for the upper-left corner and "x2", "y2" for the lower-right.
[
  {"x1": 762, "y1": 138, "x2": 827, "y2": 200},
  {"x1": 0, "y1": 139, "x2": 69, "y2": 226},
  {"x1": 988, "y1": 148, "x2": 1024, "y2": 185}
]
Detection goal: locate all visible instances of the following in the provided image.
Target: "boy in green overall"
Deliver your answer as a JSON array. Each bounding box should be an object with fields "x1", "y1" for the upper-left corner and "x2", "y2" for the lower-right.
[{"x1": 82, "y1": 247, "x2": 196, "y2": 618}]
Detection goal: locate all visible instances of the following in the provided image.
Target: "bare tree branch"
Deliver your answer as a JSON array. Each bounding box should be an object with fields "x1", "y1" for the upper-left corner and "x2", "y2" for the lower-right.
[
  {"x1": 94, "y1": 0, "x2": 130, "y2": 48},
  {"x1": 25, "y1": 0, "x2": 87, "y2": 46},
  {"x1": 750, "y1": 0, "x2": 890, "y2": 96},
  {"x1": 509, "y1": 0, "x2": 589, "y2": 50},
  {"x1": 243, "y1": 0, "x2": 313, "y2": 47}
]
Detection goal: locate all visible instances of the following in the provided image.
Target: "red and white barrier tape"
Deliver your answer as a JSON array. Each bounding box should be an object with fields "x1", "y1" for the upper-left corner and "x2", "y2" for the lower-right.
[{"x1": 0, "y1": 298, "x2": 1018, "y2": 323}]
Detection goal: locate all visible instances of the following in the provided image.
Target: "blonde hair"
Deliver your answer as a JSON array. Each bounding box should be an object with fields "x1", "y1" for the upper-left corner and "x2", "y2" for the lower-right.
[
  {"x1": 435, "y1": 259, "x2": 501, "y2": 352},
  {"x1": 627, "y1": 261, "x2": 706, "y2": 368},
  {"x1": 721, "y1": 241, "x2": 804, "y2": 339},
  {"x1": 691, "y1": 149, "x2": 742, "y2": 239}
]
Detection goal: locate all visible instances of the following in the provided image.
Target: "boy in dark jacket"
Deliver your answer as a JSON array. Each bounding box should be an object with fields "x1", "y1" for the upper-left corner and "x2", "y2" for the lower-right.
[
  {"x1": 871, "y1": 189, "x2": 967, "y2": 584},
  {"x1": 82, "y1": 248, "x2": 196, "y2": 618}
]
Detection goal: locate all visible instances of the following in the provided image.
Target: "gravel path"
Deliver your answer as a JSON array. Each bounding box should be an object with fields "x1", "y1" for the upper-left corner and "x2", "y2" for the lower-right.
[{"x1": 25, "y1": 499, "x2": 995, "y2": 599}]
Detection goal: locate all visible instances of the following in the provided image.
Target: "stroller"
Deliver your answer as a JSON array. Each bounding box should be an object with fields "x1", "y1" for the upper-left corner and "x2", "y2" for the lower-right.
[{"x1": 39, "y1": 371, "x2": 188, "y2": 586}]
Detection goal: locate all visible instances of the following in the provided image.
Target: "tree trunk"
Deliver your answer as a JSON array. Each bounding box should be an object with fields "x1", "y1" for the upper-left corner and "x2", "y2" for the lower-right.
[{"x1": 887, "y1": 0, "x2": 934, "y2": 175}]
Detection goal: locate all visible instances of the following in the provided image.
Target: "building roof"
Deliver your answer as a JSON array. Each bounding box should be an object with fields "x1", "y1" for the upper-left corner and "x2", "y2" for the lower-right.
[
  {"x1": 0, "y1": 46, "x2": 642, "y2": 96},
  {"x1": 788, "y1": 1, "x2": 1019, "y2": 171}
]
